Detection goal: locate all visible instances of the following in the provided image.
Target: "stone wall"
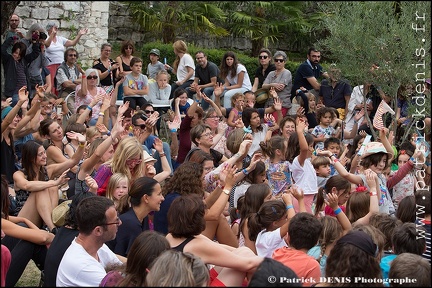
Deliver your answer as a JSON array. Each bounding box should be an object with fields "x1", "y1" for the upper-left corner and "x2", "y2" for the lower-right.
[{"x1": 13, "y1": 1, "x2": 110, "y2": 68}]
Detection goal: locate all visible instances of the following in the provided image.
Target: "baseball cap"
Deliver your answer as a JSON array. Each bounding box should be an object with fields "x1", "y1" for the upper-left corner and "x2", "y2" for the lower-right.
[
  {"x1": 149, "y1": 48, "x2": 160, "y2": 56},
  {"x1": 361, "y1": 142, "x2": 392, "y2": 159}
]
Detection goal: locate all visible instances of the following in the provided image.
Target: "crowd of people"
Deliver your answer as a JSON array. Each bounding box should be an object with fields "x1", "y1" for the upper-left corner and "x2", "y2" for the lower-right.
[{"x1": 1, "y1": 14, "x2": 431, "y2": 287}]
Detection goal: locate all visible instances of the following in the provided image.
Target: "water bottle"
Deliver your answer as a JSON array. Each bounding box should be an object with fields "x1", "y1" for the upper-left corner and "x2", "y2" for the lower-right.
[{"x1": 128, "y1": 126, "x2": 134, "y2": 137}]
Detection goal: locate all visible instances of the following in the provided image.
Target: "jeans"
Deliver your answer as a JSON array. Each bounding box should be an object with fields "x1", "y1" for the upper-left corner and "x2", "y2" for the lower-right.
[
  {"x1": 222, "y1": 88, "x2": 248, "y2": 108},
  {"x1": 187, "y1": 86, "x2": 215, "y2": 111},
  {"x1": 11, "y1": 93, "x2": 19, "y2": 107}
]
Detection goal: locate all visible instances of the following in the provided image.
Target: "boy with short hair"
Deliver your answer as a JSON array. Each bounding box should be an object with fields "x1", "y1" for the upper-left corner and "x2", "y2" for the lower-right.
[
  {"x1": 312, "y1": 156, "x2": 331, "y2": 188},
  {"x1": 272, "y1": 212, "x2": 322, "y2": 287},
  {"x1": 324, "y1": 137, "x2": 341, "y2": 176}
]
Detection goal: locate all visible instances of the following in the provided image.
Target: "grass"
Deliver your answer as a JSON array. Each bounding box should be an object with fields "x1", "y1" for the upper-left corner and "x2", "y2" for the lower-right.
[{"x1": 15, "y1": 261, "x2": 41, "y2": 287}]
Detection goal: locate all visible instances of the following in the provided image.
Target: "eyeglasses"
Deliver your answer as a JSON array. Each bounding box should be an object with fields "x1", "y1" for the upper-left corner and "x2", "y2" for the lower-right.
[
  {"x1": 87, "y1": 75, "x2": 98, "y2": 80},
  {"x1": 274, "y1": 59, "x2": 285, "y2": 63},
  {"x1": 259, "y1": 55, "x2": 268, "y2": 59},
  {"x1": 144, "y1": 110, "x2": 155, "y2": 114},
  {"x1": 201, "y1": 132, "x2": 213, "y2": 138},
  {"x1": 206, "y1": 115, "x2": 222, "y2": 121},
  {"x1": 68, "y1": 54, "x2": 77, "y2": 57},
  {"x1": 102, "y1": 216, "x2": 121, "y2": 226},
  {"x1": 126, "y1": 158, "x2": 142, "y2": 165}
]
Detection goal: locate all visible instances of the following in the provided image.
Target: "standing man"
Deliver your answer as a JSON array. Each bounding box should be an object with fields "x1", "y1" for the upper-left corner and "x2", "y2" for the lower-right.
[
  {"x1": 187, "y1": 51, "x2": 220, "y2": 111},
  {"x1": 56, "y1": 196, "x2": 125, "y2": 287},
  {"x1": 291, "y1": 47, "x2": 329, "y2": 101},
  {"x1": 55, "y1": 47, "x2": 83, "y2": 99},
  {"x1": 319, "y1": 66, "x2": 352, "y2": 120},
  {"x1": 3, "y1": 14, "x2": 24, "y2": 55}
]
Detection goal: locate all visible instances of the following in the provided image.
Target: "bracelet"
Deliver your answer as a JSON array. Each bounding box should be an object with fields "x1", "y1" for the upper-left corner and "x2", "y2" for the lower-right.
[
  {"x1": 86, "y1": 105, "x2": 92, "y2": 111},
  {"x1": 106, "y1": 131, "x2": 111, "y2": 136},
  {"x1": 410, "y1": 157, "x2": 415, "y2": 163},
  {"x1": 78, "y1": 142, "x2": 86, "y2": 148},
  {"x1": 195, "y1": 99, "x2": 201, "y2": 103},
  {"x1": 159, "y1": 152, "x2": 166, "y2": 157},
  {"x1": 334, "y1": 207, "x2": 342, "y2": 215},
  {"x1": 170, "y1": 128, "x2": 177, "y2": 133},
  {"x1": 82, "y1": 75, "x2": 86, "y2": 79},
  {"x1": 218, "y1": 184, "x2": 224, "y2": 190},
  {"x1": 286, "y1": 205, "x2": 294, "y2": 210},
  {"x1": 242, "y1": 168, "x2": 249, "y2": 175},
  {"x1": 370, "y1": 191, "x2": 377, "y2": 196},
  {"x1": 110, "y1": 135, "x2": 116, "y2": 142},
  {"x1": 107, "y1": 69, "x2": 111, "y2": 73},
  {"x1": 98, "y1": 112, "x2": 104, "y2": 117},
  {"x1": 234, "y1": 152, "x2": 241, "y2": 158},
  {"x1": 332, "y1": 156, "x2": 339, "y2": 163}
]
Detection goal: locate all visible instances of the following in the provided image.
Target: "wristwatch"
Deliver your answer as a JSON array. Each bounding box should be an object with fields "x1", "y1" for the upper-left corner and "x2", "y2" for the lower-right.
[{"x1": 223, "y1": 189, "x2": 230, "y2": 196}]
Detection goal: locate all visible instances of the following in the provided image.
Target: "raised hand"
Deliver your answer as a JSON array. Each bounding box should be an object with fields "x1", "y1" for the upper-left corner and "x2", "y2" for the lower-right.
[
  {"x1": 84, "y1": 174, "x2": 98, "y2": 191},
  {"x1": 153, "y1": 137, "x2": 163, "y2": 153},
  {"x1": 168, "y1": 115, "x2": 181, "y2": 130},
  {"x1": 96, "y1": 123, "x2": 108, "y2": 134},
  {"x1": 55, "y1": 169, "x2": 71, "y2": 186},
  {"x1": 18, "y1": 86, "x2": 29, "y2": 103},
  {"x1": 66, "y1": 131, "x2": 86, "y2": 143},
  {"x1": 273, "y1": 97, "x2": 282, "y2": 111},
  {"x1": 118, "y1": 101, "x2": 130, "y2": 117},
  {"x1": 324, "y1": 192, "x2": 339, "y2": 211},
  {"x1": 213, "y1": 82, "x2": 224, "y2": 98}
]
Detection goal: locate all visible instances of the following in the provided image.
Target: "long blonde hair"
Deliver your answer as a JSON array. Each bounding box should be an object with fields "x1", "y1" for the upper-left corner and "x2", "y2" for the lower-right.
[
  {"x1": 105, "y1": 137, "x2": 145, "y2": 182},
  {"x1": 172, "y1": 40, "x2": 188, "y2": 71}
]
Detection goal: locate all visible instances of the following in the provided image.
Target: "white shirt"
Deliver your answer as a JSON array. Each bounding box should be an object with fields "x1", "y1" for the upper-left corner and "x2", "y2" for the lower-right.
[
  {"x1": 290, "y1": 156, "x2": 318, "y2": 195},
  {"x1": 226, "y1": 63, "x2": 252, "y2": 90},
  {"x1": 56, "y1": 238, "x2": 122, "y2": 287},
  {"x1": 177, "y1": 53, "x2": 195, "y2": 82},
  {"x1": 45, "y1": 36, "x2": 68, "y2": 65},
  {"x1": 256, "y1": 228, "x2": 287, "y2": 258}
]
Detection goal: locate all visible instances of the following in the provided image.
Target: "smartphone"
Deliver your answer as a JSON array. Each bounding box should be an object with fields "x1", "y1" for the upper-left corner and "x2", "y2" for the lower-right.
[
  {"x1": 56, "y1": 105, "x2": 62, "y2": 114},
  {"x1": 164, "y1": 57, "x2": 167, "y2": 64}
]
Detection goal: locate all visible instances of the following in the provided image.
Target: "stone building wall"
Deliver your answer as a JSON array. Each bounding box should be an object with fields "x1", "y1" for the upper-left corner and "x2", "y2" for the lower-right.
[{"x1": 12, "y1": 1, "x2": 110, "y2": 68}]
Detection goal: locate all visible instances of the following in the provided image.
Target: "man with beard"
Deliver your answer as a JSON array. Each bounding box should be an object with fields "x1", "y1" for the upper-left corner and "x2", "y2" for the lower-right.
[
  {"x1": 291, "y1": 47, "x2": 329, "y2": 101},
  {"x1": 3, "y1": 14, "x2": 24, "y2": 55}
]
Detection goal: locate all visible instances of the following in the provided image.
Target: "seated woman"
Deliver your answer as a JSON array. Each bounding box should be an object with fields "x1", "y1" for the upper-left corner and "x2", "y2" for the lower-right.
[
  {"x1": 12, "y1": 136, "x2": 84, "y2": 233},
  {"x1": 166, "y1": 194, "x2": 264, "y2": 287},
  {"x1": 1, "y1": 175, "x2": 54, "y2": 287}
]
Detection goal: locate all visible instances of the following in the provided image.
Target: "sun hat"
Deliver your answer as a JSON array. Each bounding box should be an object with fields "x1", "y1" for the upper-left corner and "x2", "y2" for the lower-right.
[
  {"x1": 52, "y1": 200, "x2": 72, "y2": 227},
  {"x1": 149, "y1": 48, "x2": 160, "y2": 56},
  {"x1": 143, "y1": 150, "x2": 157, "y2": 164},
  {"x1": 361, "y1": 141, "x2": 392, "y2": 159}
]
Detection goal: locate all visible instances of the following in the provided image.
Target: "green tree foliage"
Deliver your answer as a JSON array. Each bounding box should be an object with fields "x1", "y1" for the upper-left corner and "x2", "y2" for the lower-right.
[
  {"x1": 123, "y1": 1, "x2": 229, "y2": 44},
  {"x1": 317, "y1": 1, "x2": 430, "y2": 141}
]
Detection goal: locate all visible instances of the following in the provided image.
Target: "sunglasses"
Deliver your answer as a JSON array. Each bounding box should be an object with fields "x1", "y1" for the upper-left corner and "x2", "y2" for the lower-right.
[
  {"x1": 125, "y1": 46, "x2": 133, "y2": 50},
  {"x1": 87, "y1": 75, "x2": 98, "y2": 80},
  {"x1": 274, "y1": 59, "x2": 285, "y2": 63},
  {"x1": 68, "y1": 54, "x2": 77, "y2": 57},
  {"x1": 258, "y1": 55, "x2": 268, "y2": 59},
  {"x1": 134, "y1": 123, "x2": 147, "y2": 130},
  {"x1": 126, "y1": 159, "x2": 142, "y2": 165},
  {"x1": 144, "y1": 110, "x2": 155, "y2": 114}
]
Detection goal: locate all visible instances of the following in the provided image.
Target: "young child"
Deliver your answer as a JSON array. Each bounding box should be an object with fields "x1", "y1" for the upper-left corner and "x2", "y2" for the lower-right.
[
  {"x1": 312, "y1": 156, "x2": 331, "y2": 188},
  {"x1": 122, "y1": 57, "x2": 149, "y2": 111},
  {"x1": 313, "y1": 175, "x2": 352, "y2": 218},
  {"x1": 226, "y1": 92, "x2": 245, "y2": 137},
  {"x1": 323, "y1": 137, "x2": 342, "y2": 176},
  {"x1": 272, "y1": 212, "x2": 322, "y2": 286},
  {"x1": 146, "y1": 48, "x2": 165, "y2": 82},
  {"x1": 147, "y1": 70, "x2": 171, "y2": 106},
  {"x1": 390, "y1": 149, "x2": 416, "y2": 210},
  {"x1": 311, "y1": 107, "x2": 338, "y2": 150},
  {"x1": 285, "y1": 117, "x2": 317, "y2": 213},
  {"x1": 259, "y1": 135, "x2": 291, "y2": 198},
  {"x1": 105, "y1": 173, "x2": 130, "y2": 211}
]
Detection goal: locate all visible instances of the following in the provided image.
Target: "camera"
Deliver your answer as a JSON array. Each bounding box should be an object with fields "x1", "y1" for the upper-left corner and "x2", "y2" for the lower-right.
[
  {"x1": 39, "y1": 32, "x2": 47, "y2": 40},
  {"x1": 32, "y1": 31, "x2": 39, "y2": 41}
]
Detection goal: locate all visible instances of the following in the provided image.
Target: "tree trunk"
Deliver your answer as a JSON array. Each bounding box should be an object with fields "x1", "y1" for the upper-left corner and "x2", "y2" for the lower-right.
[{"x1": 1, "y1": 1, "x2": 20, "y2": 35}]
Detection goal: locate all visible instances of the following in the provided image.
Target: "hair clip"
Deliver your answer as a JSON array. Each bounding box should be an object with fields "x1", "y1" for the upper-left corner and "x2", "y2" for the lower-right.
[
  {"x1": 356, "y1": 186, "x2": 368, "y2": 192},
  {"x1": 271, "y1": 206, "x2": 277, "y2": 215},
  {"x1": 243, "y1": 126, "x2": 252, "y2": 134},
  {"x1": 399, "y1": 150, "x2": 406, "y2": 155}
]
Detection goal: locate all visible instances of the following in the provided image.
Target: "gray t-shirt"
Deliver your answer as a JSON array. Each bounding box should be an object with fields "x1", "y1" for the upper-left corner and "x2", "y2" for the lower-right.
[
  {"x1": 123, "y1": 73, "x2": 149, "y2": 98},
  {"x1": 147, "y1": 61, "x2": 165, "y2": 80}
]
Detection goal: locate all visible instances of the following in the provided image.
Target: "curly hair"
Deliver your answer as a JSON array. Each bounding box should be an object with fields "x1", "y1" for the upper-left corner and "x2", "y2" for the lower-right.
[{"x1": 162, "y1": 162, "x2": 204, "y2": 198}]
